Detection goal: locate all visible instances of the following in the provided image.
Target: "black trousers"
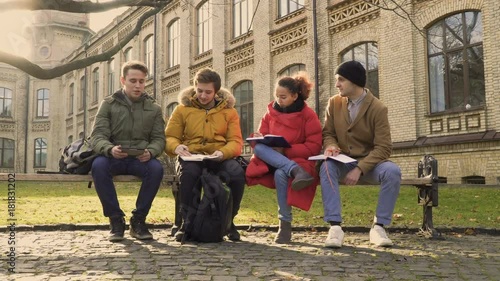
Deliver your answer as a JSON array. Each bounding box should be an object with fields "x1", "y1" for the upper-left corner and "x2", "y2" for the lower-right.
[{"x1": 176, "y1": 158, "x2": 245, "y2": 224}]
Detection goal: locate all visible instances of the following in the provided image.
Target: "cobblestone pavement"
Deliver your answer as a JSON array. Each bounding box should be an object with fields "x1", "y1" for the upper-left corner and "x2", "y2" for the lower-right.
[{"x1": 1, "y1": 228, "x2": 499, "y2": 281}]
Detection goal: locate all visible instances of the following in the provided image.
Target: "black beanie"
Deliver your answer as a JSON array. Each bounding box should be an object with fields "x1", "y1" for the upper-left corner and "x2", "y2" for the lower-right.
[{"x1": 334, "y1": 61, "x2": 366, "y2": 88}]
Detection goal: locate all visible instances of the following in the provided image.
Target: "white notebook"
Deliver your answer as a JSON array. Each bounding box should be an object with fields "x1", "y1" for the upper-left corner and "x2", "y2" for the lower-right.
[{"x1": 308, "y1": 154, "x2": 357, "y2": 163}]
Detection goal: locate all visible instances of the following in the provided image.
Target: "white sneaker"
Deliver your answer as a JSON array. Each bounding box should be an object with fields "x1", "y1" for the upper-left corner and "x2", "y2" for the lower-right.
[
  {"x1": 325, "y1": 225, "x2": 344, "y2": 248},
  {"x1": 369, "y1": 225, "x2": 393, "y2": 247}
]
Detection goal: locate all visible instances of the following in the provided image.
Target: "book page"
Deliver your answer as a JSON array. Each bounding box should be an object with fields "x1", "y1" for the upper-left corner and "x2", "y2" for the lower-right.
[
  {"x1": 308, "y1": 154, "x2": 357, "y2": 163},
  {"x1": 180, "y1": 154, "x2": 219, "y2": 161}
]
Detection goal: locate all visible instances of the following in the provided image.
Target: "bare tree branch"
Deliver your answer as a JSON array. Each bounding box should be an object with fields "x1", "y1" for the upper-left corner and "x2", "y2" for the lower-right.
[
  {"x1": 0, "y1": 6, "x2": 164, "y2": 79},
  {"x1": 0, "y1": 0, "x2": 171, "y2": 13}
]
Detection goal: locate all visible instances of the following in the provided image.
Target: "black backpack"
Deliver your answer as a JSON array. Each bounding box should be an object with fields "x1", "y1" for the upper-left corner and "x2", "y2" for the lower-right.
[
  {"x1": 59, "y1": 138, "x2": 97, "y2": 175},
  {"x1": 188, "y1": 168, "x2": 233, "y2": 243}
]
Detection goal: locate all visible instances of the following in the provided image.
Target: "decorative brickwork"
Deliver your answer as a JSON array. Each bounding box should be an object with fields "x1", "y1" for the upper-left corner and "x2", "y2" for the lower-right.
[
  {"x1": 225, "y1": 42, "x2": 254, "y2": 73},
  {"x1": 328, "y1": 0, "x2": 380, "y2": 34},
  {"x1": 118, "y1": 24, "x2": 133, "y2": 41},
  {"x1": 32, "y1": 122, "x2": 50, "y2": 132},
  {"x1": 0, "y1": 123, "x2": 15, "y2": 132},
  {"x1": 161, "y1": 73, "x2": 180, "y2": 96},
  {"x1": 101, "y1": 37, "x2": 114, "y2": 52},
  {"x1": 190, "y1": 59, "x2": 213, "y2": 80},
  {"x1": 270, "y1": 19, "x2": 308, "y2": 56}
]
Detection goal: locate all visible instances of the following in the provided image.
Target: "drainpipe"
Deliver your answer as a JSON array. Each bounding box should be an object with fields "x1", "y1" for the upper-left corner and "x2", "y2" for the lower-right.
[
  {"x1": 83, "y1": 44, "x2": 88, "y2": 137},
  {"x1": 153, "y1": 12, "x2": 157, "y2": 99},
  {"x1": 23, "y1": 74, "x2": 30, "y2": 173},
  {"x1": 312, "y1": 0, "x2": 320, "y2": 114}
]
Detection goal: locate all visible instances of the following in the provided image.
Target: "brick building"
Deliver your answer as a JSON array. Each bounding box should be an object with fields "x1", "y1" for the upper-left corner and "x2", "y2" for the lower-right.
[{"x1": 0, "y1": 0, "x2": 498, "y2": 184}]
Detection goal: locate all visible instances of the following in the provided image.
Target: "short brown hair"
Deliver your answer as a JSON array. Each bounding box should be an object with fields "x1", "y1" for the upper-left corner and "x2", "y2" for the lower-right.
[
  {"x1": 121, "y1": 60, "x2": 148, "y2": 77},
  {"x1": 193, "y1": 68, "x2": 221, "y2": 93}
]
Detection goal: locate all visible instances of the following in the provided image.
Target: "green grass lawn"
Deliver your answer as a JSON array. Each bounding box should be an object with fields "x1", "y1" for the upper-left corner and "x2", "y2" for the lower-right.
[{"x1": 2, "y1": 181, "x2": 499, "y2": 228}]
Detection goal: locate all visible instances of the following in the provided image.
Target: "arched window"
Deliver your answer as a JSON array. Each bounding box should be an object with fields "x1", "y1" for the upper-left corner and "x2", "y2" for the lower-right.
[
  {"x1": 0, "y1": 138, "x2": 14, "y2": 168},
  {"x1": 278, "y1": 0, "x2": 304, "y2": 18},
  {"x1": 166, "y1": 102, "x2": 178, "y2": 119},
  {"x1": 233, "y1": 0, "x2": 253, "y2": 38},
  {"x1": 278, "y1": 64, "x2": 305, "y2": 77},
  {"x1": 144, "y1": 35, "x2": 154, "y2": 76},
  {"x1": 78, "y1": 132, "x2": 84, "y2": 139},
  {"x1": 69, "y1": 83, "x2": 74, "y2": 115},
  {"x1": 34, "y1": 138, "x2": 47, "y2": 168},
  {"x1": 340, "y1": 42, "x2": 379, "y2": 98},
  {"x1": 107, "y1": 59, "x2": 115, "y2": 95},
  {"x1": 427, "y1": 11, "x2": 484, "y2": 113},
  {"x1": 124, "y1": 47, "x2": 133, "y2": 62},
  {"x1": 79, "y1": 75, "x2": 86, "y2": 110},
  {"x1": 68, "y1": 135, "x2": 73, "y2": 144},
  {"x1": 36, "y1": 88, "x2": 50, "y2": 117},
  {"x1": 197, "y1": 1, "x2": 212, "y2": 54},
  {"x1": 233, "y1": 81, "x2": 253, "y2": 139},
  {"x1": 168, "y1": 20, "x2": 180, "y2": 68},
  {"x1": 0, "y1": 87, "x2": 13, "y2": 117},
  {"x1": 92, "y1": 68, "x2": 99, "y2": 103}
]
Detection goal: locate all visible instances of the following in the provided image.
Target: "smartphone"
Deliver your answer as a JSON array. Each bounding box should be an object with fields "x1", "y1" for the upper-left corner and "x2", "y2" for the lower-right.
[{"x1": 121, "y1": 148, "x2": 145, "y2": 156}]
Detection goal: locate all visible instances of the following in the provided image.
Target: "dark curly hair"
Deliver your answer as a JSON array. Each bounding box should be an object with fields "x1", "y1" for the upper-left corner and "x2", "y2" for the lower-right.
[{"x1": 276, "y1": 71, "x2": 313, "y2": 100}]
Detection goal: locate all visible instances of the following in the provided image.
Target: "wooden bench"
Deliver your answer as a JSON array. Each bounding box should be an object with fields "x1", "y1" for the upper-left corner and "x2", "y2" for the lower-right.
[{"x1": 0, "y1": 154, "x2": 440, "y2": 239}]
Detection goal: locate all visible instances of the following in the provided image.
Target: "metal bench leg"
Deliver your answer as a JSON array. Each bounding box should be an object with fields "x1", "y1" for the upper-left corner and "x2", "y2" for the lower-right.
[{"x1": 417, "y1": 155, "x2": 442, "y2": 239}]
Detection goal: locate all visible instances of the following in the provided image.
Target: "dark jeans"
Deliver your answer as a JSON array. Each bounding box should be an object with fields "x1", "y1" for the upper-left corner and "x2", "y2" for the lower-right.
[
  {"x1": 176, "y1": 158, "x2": 245, "y2": 224},
  {"x1": 91, "y1": 156, "x2": 164, "y2": 219}
]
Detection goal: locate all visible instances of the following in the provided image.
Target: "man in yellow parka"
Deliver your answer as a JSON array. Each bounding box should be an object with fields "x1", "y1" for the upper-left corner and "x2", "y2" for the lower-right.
[{"x1": 165, "y1": 68, "x2": 245, "y2": 242}]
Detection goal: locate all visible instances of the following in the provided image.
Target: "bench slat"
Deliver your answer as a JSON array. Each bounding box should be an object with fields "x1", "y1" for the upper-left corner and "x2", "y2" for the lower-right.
[
  {"x1": 0, "y1": 173, "x2": 430, "y2": 185},
  {"x1": 0, "y1": 173, "x2": 178, "y2": 182}
]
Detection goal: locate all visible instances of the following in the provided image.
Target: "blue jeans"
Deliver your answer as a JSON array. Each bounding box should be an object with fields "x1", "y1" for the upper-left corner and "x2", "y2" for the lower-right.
[
  {"x1": 91, "y1": 156, "x2": 164, "y2": 219},
  {"x1": 320, "y1": 160, "x2": 401, "y2": 225},
  {"x1": 254, "y1": 143, "x2": 298, "y2": 222}
]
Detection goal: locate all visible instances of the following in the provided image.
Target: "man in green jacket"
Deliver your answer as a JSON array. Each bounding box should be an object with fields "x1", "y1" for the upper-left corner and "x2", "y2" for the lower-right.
[{"x1": 90, "y1": 61, "x2": 165, "y2": 242}]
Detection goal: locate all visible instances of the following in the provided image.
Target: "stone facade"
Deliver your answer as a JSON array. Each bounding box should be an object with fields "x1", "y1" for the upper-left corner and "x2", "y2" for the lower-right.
[{"x1": 0, "y1": 0, "x2": 498, "y2": 184}]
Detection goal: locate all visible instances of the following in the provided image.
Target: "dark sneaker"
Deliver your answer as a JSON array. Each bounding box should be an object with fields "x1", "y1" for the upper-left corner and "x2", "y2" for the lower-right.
[
  {"x1": 130, "y1": 216, "x2": 153, "y2": 240},
  {"x1": 109, "y1": 216, "x2": 125, "y2": 242},
  {"x1": 174, "y1": 229, "x2": 185, "y2": 242},
  {"x1": 227, "y1": 223, "x2": 241, "y2": 241}
]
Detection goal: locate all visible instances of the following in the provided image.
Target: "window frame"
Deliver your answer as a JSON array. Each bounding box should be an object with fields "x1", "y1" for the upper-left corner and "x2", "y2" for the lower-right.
[
  {"x1": 36, "y1": 88, "x2": 50, "y2": 118},
  {"x1": 340, "y1": 42, "x2": 379, "y2": 98},
  {"x1": 144, "y1": 35, "x2": 154, "y2": 76},
  {"x1": 79, "y1": 75, "x2": 86, "y2": 110},
  {"x1": 197, "y1": 1, "x2": 213, "y2": 54},
  {"x1": 278, "y1": 64, "x2": 306, "y2": 77},
  {"x1": 124, "y1": 47, "x2": 133, "y2": 62},
  {"x1": 34, "y1": 137, "x2": 48, "y2": 168},
  {"x1": 233, "y1": 0, "x2": 253, "y2": 38},
  {"x1": 168, "y1": 19, "x2": 181, "y2": 68},
  {"x1": 233, "y1": 80, "x2": 254, "y2": 140},
  {"x1": 92, "y1": 68, "x2": 99, "y2": 103},
  {"x1": 107, "y1": 59, "x2": 115, "y2": 95},
  {"x1": 0, "y1": 138, "x2": 15, "y2": 168},
  {"x1": 426, "y1": 11, "x2": 484, "y2": 114},
  {"x1": 0, "y1": 87, "x2": 13, "y2": 118},
  {"x1": 278, "y1": 0, "x2": 305, "y2": 18},
  {"x1": 69, "y1": 83, "x2": 74, "y2": 115}
]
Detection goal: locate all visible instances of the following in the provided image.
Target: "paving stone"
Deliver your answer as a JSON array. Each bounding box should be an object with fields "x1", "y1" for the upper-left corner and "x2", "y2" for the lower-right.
[{"x1": 1, "y1": 230, "x2": 499, "y2": 280}]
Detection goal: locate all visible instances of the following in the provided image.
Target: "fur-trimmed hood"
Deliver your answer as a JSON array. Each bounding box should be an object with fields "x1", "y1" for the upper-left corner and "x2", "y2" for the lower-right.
[{"x1": 177, "y1": 86, "x2": 236, "y2": 109}]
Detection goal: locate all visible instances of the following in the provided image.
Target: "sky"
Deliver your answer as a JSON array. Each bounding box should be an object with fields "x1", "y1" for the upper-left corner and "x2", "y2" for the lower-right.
[{"x1": 0, "y1": 1, "x2": 127, "y2": 56}]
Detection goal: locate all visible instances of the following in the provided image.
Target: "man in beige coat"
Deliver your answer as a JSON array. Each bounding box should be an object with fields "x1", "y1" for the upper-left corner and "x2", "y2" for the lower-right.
[{"x1": 319, "y1": 61, "x2": 401, "y2": 248}]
